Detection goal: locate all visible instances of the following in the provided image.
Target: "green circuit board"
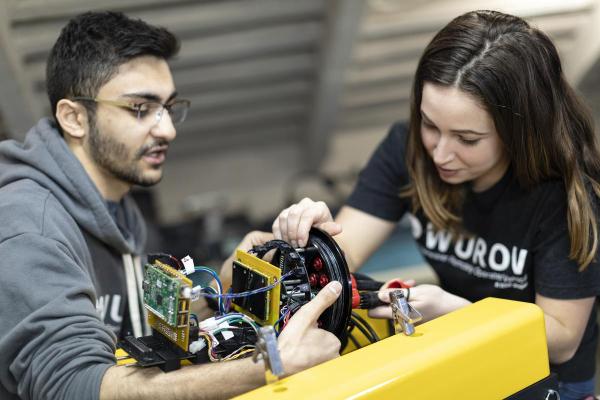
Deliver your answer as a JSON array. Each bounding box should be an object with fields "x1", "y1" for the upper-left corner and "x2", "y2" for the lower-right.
[{"x1": 143, "y1": 263, "x2": 186, "y2": 327}]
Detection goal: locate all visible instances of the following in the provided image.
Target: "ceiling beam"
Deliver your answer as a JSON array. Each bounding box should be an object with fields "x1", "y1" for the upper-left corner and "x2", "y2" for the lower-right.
[{"x1": 304, "y1": 0, "x2": 364, "y2": 171}]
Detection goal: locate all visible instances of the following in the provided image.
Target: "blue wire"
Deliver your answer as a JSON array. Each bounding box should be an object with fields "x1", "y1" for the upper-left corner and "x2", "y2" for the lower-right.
[
  {"x1": 224, "y1": 288, "x2": 233, "y2": 313},
  {"x1": 273, "y1": 308, "x2": 289, "y2": 336},
  {"x1": 197, "y1": 270, "x2": 295, "y2": 300},
  {"x1": 193, "y1": 266, "x2": 224, "y2": 313}
]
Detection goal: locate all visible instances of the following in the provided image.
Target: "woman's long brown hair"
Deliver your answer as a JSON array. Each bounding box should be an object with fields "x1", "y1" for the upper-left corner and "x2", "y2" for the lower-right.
[{"x1": 404, "y1": 10, "x2": 600, "y2": 270}]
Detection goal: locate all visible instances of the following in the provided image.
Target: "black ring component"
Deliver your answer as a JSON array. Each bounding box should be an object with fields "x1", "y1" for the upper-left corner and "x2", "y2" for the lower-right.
[
  {"x1": 250, "y1": 228, "x2": 352, "y2": 339},
  {"x1": 305, "y1": 228, "x2": 352, "y2": 338}
]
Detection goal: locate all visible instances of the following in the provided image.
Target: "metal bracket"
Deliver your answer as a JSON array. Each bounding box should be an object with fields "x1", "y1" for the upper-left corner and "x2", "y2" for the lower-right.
[
  {"x1": 252, "y1": 326, "x2": 285, "y2": 383},
  {"x1": 390, "y1": 289, "x2": 422, "y2": 336}
]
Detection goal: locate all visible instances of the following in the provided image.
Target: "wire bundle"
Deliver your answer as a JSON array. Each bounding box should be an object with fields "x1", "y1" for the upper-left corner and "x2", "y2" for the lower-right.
[
  {"x1": 191, "y1": 269, "x2": 295, "y2": 302},
  {"x1": 194, "y1": 313, "x2": 259, "y2": 361},
  {"x1": 347, "y1": 311, "x2": 380, "y2": 349},
  {"x1": 191, "y1": 266, "x2": 225, "y2": 313}
]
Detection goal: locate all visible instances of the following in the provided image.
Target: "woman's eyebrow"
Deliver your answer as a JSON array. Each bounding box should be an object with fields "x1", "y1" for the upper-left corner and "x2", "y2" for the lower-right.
[{"x1": 421, "y1": 109, "x2": 488, "y2": 135}]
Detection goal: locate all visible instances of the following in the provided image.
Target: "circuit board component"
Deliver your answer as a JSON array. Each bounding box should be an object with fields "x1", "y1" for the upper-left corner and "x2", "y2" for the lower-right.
[
  {"x1": 143, "y1": 260, "x2": 192, "y2": 350},
  {"x1": 231, "y1": 250, "x2": 281, "y2": 326}
]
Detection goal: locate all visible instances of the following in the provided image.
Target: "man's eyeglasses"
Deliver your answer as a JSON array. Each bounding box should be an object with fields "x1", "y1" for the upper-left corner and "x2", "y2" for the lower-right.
[{"x1": 72, "y1": 97, "x2": 191, "y2": 126}]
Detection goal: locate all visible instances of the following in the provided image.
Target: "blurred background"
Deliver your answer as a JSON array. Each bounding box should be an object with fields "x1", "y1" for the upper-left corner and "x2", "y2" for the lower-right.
[{"x1": 2, "y1": 0, "x2": 600, "y2": 282}]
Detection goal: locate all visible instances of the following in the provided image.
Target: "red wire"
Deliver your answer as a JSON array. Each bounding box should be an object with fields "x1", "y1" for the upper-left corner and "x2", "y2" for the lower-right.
[{"x1": 168, "y1": 254, "x2": 184, "y2": 269}]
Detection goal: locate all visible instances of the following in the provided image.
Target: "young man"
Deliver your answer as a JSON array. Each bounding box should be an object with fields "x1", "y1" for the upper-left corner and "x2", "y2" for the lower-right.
[{"x1": 0, "y1": 11, "x2": 342, "y2": 400}]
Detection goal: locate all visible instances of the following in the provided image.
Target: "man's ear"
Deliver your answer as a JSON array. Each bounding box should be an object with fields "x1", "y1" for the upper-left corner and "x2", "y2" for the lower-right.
[{"x1": 55, "y1": 99, "x2": 89, "y2": 140}]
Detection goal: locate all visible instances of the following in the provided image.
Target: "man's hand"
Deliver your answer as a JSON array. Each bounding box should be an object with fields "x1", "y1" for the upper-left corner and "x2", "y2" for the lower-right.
[
  {"x1": 369, "y1": 283, "x2": 471, "y2": 323},
  {"x1": 277, "y1": 281, "x2": 342, "y2": 376},
  {"x1": 272, "y1": 197, "x2": 342, "y2": 248},
  {"x1": 219, "y1": 230, "x2": 274, "y2": 291}
]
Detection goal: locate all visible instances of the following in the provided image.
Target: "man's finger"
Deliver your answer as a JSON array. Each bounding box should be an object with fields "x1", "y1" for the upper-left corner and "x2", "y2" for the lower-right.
[{"x1": 290, "y1": 281, "x2": 342, "y2": 326}]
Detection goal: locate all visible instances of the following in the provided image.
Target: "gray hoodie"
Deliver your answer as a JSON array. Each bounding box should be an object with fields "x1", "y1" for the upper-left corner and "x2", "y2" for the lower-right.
[{"x1": 0, "y1": 118, "x2": 147, "y2": 400}]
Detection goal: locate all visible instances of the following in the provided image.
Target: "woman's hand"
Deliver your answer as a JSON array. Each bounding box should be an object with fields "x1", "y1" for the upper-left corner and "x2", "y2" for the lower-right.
[
  {"x1": 272, "y1": 197, "x2": 342, "y2": 248},
  {"x1": 369, "y1": 283, "x2": 471, "y2": 323}
]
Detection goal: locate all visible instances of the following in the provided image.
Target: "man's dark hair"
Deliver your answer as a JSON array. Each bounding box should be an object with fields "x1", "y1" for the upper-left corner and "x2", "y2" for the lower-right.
[{"x1": 46, "y1": 11, "x2": 180, "y2": 118}]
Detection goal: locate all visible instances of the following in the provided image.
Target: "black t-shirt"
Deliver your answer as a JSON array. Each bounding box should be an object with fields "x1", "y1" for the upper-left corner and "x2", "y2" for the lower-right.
[
  {"x1": 82, "y1": 200, "x2": 135, "y2": 339},
  {"x1": 347, "y1": 122, "x2": 600, "y2": 382}
]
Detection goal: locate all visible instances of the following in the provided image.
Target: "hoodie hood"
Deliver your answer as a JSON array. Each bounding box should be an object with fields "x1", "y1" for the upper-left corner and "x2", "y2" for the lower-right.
[{"x1": 0, "y1": 118, "x2": 146, "y2": 254}]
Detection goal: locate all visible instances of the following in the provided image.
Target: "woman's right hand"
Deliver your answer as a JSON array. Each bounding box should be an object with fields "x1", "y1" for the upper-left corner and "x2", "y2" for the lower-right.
[{"x1": 272, "y1": 197, "x2": 342, "y2": 248}]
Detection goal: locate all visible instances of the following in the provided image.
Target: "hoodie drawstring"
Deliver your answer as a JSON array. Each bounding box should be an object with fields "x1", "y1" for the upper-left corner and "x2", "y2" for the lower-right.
[
  {"x1": 122, "y1": 254, "x2": 146, "y2": 338},
  {"x1": 133, "y1": 255, "x2": 151, "y2": 335}
]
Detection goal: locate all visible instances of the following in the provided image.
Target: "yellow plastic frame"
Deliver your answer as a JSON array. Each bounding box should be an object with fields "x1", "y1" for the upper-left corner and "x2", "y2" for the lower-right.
[{"x1": 235, "y1": 298, "x2": 550, "y2": 400}]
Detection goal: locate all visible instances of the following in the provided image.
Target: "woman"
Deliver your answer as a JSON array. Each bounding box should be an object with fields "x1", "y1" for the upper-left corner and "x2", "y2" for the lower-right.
[{"x1": 273, "y1": 10, "x2": 600, "y2": 400}]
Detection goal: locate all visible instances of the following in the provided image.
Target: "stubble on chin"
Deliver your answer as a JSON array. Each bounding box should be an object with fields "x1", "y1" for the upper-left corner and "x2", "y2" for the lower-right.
[{"x1": 87, "y1": 125, "x2": 163, "y2": 187}]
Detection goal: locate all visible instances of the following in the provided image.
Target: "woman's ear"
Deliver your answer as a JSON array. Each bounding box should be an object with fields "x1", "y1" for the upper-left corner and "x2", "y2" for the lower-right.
[{"x1": 55, "y1": 99, "x2": 89, "y2": 140}]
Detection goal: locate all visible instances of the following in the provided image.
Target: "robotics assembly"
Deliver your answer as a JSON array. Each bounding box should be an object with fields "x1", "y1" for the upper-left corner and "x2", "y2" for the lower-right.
[{"x1": 117, "y1": 228, "x2": 559, "y2": 399}]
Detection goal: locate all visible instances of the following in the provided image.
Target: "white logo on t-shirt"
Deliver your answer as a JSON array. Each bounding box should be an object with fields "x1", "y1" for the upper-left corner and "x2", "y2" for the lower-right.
[{"x1": 409, "y1": 215, "x2": 529, "y2": 289}]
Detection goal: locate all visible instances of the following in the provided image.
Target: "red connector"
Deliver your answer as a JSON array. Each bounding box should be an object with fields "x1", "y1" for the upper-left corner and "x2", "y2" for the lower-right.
[
  {"x1": 384, "y1": 279, "x2": 413, "y2": 289},
  {"x1": 350, "y1": 277, "x2": 414, "y2": 309},
  {"x1": 352, "y1": 288, "x2": 361, "y2": 308}
]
